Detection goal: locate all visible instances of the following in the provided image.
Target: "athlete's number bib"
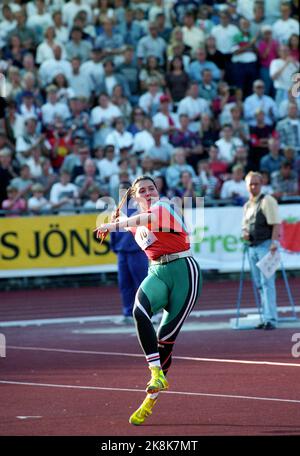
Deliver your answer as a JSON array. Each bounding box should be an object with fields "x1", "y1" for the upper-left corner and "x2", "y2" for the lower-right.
[{"x1": 135, "y1": 226, "x2": 157, "y2": 250}]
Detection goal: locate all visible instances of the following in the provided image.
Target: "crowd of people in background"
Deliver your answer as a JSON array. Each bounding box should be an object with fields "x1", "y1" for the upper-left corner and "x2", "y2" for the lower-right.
[{"x1": 0, "y1": 0, "x2": 299, "y2": 215}]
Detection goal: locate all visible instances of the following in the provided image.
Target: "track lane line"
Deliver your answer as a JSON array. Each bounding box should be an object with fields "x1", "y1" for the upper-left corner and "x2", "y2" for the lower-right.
[
  {"x1": 0, "y1": 380, "x2": 299, "y2": 404},
  {"x1": 6, "y1": 345, "x2": 300, "y2": 368}
]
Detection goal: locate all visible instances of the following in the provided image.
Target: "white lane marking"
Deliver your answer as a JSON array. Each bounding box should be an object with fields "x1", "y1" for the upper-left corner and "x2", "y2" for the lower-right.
[
  {"x1": 0, "y1": 380, "x2": 299, "y2": 405},
  {"x1": 6, "y1": 345, "x2": 300, "y2": 368},
  {"x1": 16, "y1": 416, "x2": 42, "y2": 420},
  {"x1": 1, "y1": 305, "x2": 299, "y2": 327}
]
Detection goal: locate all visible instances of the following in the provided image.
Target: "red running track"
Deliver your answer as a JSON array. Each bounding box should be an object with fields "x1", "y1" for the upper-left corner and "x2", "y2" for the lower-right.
[{"x1": 0, "y1": 280, "x2": 300, "y2": 436}]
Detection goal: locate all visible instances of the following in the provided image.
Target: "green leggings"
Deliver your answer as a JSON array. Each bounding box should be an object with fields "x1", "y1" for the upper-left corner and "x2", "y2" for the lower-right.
[{"x1": 133, "y1": 256, "x2": 202, "y2": 374}]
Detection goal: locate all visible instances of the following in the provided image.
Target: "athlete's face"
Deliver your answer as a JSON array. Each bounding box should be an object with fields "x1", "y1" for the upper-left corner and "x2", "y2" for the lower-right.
[{"x1": 133, "y1": 179, "x2": 159, "y2": 211}]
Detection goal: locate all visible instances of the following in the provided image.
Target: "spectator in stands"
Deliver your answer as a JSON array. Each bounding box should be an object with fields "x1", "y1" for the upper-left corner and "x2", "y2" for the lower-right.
[
  {"x1": 96, "y1": 58, "x2": 131, "y2": 99},
  {"x1": 276, "y1": 102, "x2": 300, "y2": 155},
  {"x1": 261, "y1": 170, "x2": 274, "y2": 195},
  {"x1": 52, "y1": 73, "x2": 75, "y2": 104},
  {"x1": 172, "y1": 169, "x2": 201, "y2": 206},
  {"x1": 65, "y1": 26, "x2": 92, "y2": 63},
  {"x1": 95, "y1": 144, "x2": 119, "y2": 194},
  {"x1": 220, "y1": 164, "x2": 249, "y2": 204},
  {"x1": 3, "y1": 100, "x2": 23, "y2": 143},
  {"x1": 257, "y1": 25, "x2": 279, "y2": 96},
  {"x1": 20, "y1": 72, "x2": 43, "y2": 108},
  {"x1": 165, "y1": 148, "x2": 195, "y2": 189},
  {"x1": 16, "y1": 116, "x2": 49, "y2": 166},
  {"x1": 36, "y1": 157, "x2": 57, "y2": 198},
  {"x1": 288, "y1": 33, "x2": 299, "y2": 62},
  {"x1": 250, "y1": 1, "x2": 269, "y2": 37},
  {"x1": 27, "y1": 183, "x2": 51, "y2": 214},
  {"x1": 198, "y1": 113, "x2": 218, "y2": 157},
  {"x1": 154, "y1": 174, "x2": 170, "y2": 198},
  {"x1": 229, "y1": 104, "x2": 250, "y2": 144},
  {"x1": 138, "y1": 78, "x2": 163, "y2": 117},
  {"x1": 66, "y1": 96, "x2": 93, "y2": 147},
  {"x1": 137, "y1": 21, "x2": 167, "y2": 67},
  {"x1": 75, "y1": 158, "x2": 104, "y2": 201},
  {"x1": 4, "y1": 34, "x2": 26, "y2": 70},
  {"x1": 271, "y1": 161, "x2": 299, "y2": 199},
  {"x1": 152, "y1": 94, "x2": 178, "y2": 137},
  {"x1": 170, "y1": 113, "x2": 202, "y2": 161},
  {"x1": 105, "y1": 117, "x2": 134, "y2": 156},
  {"x1": 188, "y1": 47, "x2": 221, "y2": 84},
  {"x1": 116, "y1": 8, "x2": 143, "y2": 47},
  {"x1": 146, "y1": 127, "x2": 173, "y2": 172},
  {"x1": 71, "y1": 145, "x2": 91, "y2": 181},
  {"x1": 95, "y1": 18, "x2": 125, "y2": 62},
  {"x1": 91, "y1": 92, "x2": 122, "y2": 147},
  {"x1": 244, "y1": 79, "x2": 278, "y2": 127},
  {"x1": 205, "y1": 35, "x2": 225, "y2": 78},
  {"x1": 69, "y1": 56, "x2": 93, "y2": 100},
  {"x1": 24, "y1": 145, "x2": 44, "y2": 180},
  {"x1": 260, "y1": 137, "x2": 285, "y2": 174},
  {"x1": 231, "y1": 17, "x2": 258, "y2": 97},
  {"x1": 50, "y1": 169, "x2": 80, "y2": 212},
  {"x1": 132, "y1": 116, "x2": 155, "y2": 156},
  {"x1": 127, "y1": 107, "x2": 145, "y2": 136},
  {"x1": 270, "y1": 44, "x2": 300, "y2": 107},
  {"x1": 177, "y1": 81, "x2": 210, "y2": 132},
  {"x1": 249, "y1": 109, "x2": 276, "y2": 170},
  {"x1": 41, "y1": 85, "x2": 70, "y2": 128},
  {"x1": 8, "y1": 9, "x2": 36, "y2": 54},
  {"x1": 2, "y1": 184, "x2": 27, "y2": 215},
  {"x1": 26, "y1": 0, "x2": 52, "y2": 42},
  {"x1": 83, "y1": 184, "x2": 104, "y2": 211},
  {"x1": 117, "y1": 46, "x2": 140, "y2": 104},
  {"x1": 0, "y1": 5, "x2": 16, "y2": 45},
  {"x1": 39, "y1": 44, "x2": 72, "y2": 87},
  {"x1": 0, "y1": 147, "x2": 17, "y2": 205},
  {"x1": 181, "y1": 10, "x2": 205, "y2": 54},
  {"x1": 139, "y1": 55, "x2": 165, "y2": 93},
  {"x1": 167, "y1": 26, "x2": 191, "y2": 71},
  {"x1": 215, "y1": 124, "x2": 243, "y2": 164},
  {"x1": 5, "y1": 66, "x2": 23, "y2": 100},
  {"x1": 272, "y1": 2, "x2": 299, "y2": 44},
  {"x1": 10, "y1": 164, "x2": 33, "y2": 199},
  {"x1": 111, "y1": 84, "x2": 132, "y2": 126},
  {"x1": 198, "y1": 69, "x2": 218, "y2": 103},
  {"x1": 35, "y1": 26, "x2": 62, "y2": 65},
  {"x1": 195, "y1": 159, "x2": 219, "y2": 199},
  {"x1": 165, "y1": 56, "x2": 190, "y2": 106},
  {"x1": 211, "y1": 10, "x2": 239, "y2": 81},
  {"x1": 207, "y1": 145, "x2": 229, "y2": 182},
  {"x1": 230, "y1": 145, "x2": 251, "y2": 174},
  {"x1": 51, "y1": 10, "x2": 69, "y2": 46}
]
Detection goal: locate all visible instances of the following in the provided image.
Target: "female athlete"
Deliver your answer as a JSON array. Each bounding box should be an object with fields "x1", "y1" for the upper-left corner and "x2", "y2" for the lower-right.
[{"x1": 95, "y1": 175, "x2": 202, "y2": 425}]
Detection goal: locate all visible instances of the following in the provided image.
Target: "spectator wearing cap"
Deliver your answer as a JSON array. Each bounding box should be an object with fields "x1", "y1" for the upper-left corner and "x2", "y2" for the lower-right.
[
  {"x1": 257, "y1": 25, "x2": 279, "y2": 96},
  {"x1": 74, "y1": 158, "x2": 104, "y2": 201},
  {"x1": 177, "y1": 81, "x2": 210, "y2": 133},
  {"x1": 244, "y1": 79, "x2": 278, "y2": 127},
  {"x1": 105, "y1": 117, "x2": 133, "y2": 156},
  {"x1": 220, "y1": 164, "x2": 249, "y2": 204},
  {"x1": 271, "y1": 161, "x2": 299, "y2": 199},
  {"x1": 1, "y1": 184, "x2": 27, "y2": 215},
  {"x1": 152, "y1": 94, "x2": 178, "y2": 137},
  {"x1": 181, "y1": 11, "x2": 205, "y2": 55},
  {"x1": 39, "y1": 45, "x2": 72, "y2": 87},
  {"x1": 138, "y1": 78, "x2": 163, "y2": 117},
  {"x1": 272, "y1": 2, "x2": 299, "y2": 44},
  {"x1": 49, "y1": 169, "x2": 80, "y2": 212},
  {"x1": 81, "y1": 47, "x2": 105, "y2": 94},
  {"x1": 91, "y1": 93, "x2": 122, "y2": 147},
  {"x1": 0, "y1": 147, "x2": 17, "y2": 205},
  {"x1": 65, "y1": 27, "x2": 92, "y2": 63},
  {"x1": 270, "y1": 44, "x2": 300, "y2": 107},
  {"x1": 94, "y1": 18, "x2": 125, "y2": 62},
  {"x1": 259, "y1": 137, "x2": 285, "y2": 174},
  {"x1": 137, "y1": 22, "x2": 167, "y2": 67},
  {"x1": 41, "y1": 85, "x2": 70, "y2": 127},
  {"x1": 188, "y1": 47, "x2": 221, "y2": 84},
  {"x1": 27, "y1": 183, "x2": 51, "y2": 213}
]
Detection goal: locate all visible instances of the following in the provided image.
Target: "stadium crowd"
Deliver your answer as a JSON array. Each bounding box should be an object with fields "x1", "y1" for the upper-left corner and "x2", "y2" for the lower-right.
[{"x1": 0, "y1": 0, "x2": 299, "y2": 215}]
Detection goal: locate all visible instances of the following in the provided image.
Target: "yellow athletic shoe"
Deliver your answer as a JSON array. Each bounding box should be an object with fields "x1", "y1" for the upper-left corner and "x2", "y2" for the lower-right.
[
  {"x1": 146, "y1": 366, "x2": 169, "y2": 394},
  {"x1": 129, "y1": 395, "x2": 158, "y2": 426}
]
